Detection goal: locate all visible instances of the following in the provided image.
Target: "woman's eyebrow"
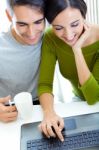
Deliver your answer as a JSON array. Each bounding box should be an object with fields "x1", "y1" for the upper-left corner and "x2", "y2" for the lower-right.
[
  {"x1": 52, "y1": 24, "x2": 63, "y2": 28},
  {"x1": 71, "y1": 19, "x2": 80, "y2": 25},
  {"x1": 52, "y1": 19, "x2": 80, "y2": 27}
]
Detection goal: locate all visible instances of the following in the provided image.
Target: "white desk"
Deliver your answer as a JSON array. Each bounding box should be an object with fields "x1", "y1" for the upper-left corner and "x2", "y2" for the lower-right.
[{"x1": 0, "y1": 101, "x2": 99, "y2": 150}]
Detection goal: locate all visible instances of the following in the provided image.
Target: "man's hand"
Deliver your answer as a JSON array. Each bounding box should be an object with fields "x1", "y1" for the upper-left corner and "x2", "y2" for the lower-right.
[
  {"x1": 38, "y1": 110, "x2": 64, "y2": 142},
  {"x1": 0, "y1": 95, "x2": 18, "y2": 122}
]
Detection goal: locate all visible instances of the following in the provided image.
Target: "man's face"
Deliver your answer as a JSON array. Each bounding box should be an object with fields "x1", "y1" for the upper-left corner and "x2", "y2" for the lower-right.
[{"x1": 10, "y1": 5, "x2": 45, "y2": 45}]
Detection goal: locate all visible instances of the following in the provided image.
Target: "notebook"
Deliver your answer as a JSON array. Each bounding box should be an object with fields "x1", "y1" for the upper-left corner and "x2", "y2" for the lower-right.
[{"x1": 21, "y1": 112, "x2": 99, "y2": 150}]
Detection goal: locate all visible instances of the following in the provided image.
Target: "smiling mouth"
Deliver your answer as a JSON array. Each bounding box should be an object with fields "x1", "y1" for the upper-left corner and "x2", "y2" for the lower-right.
[
  {"x1": 23, "y1": 36, "x2": 38, "y2": 42},
  {"x1": 63, "y1": 35, "x2": 77, "y2": 43},
  {"x1": 28, "y1": 37, "x2": 37, "y2": 40},
  {"x1": 25, "y1": 33, "x2": 41, "y2": 41}
]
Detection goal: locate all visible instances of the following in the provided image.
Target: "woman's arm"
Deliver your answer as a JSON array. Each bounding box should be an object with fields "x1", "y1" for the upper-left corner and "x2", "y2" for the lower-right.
[
  {"x1": 72, "y1": 24, "x2": 91, "y2": 86},
  {"x1": 72, "y1": 24, "x2": 99, "y2": 104},
  {"x1": 73, "y1": 49, "x2": 91, "y2": 86},
  {"x1": 39, "y1": 93, "x2": 64, "y2": 141},
  {"x1": 38, "y1": 31, "x2": 64, "y2": 141}
]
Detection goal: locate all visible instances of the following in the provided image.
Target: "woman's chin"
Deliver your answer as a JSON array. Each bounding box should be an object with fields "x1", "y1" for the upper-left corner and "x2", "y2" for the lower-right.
[{"x1": 63, "y1": 37, "x2": 78, "y2": 46}]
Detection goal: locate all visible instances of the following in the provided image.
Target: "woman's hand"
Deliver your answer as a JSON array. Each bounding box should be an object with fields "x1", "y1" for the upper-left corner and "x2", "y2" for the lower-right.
[
  {"x1": 72, "y1": 23, "x2": 91, "y2": 53},
  {"x1": 0, "y1": 96, "x2": 18, "y2": 122},
  {"x1": 71, "y1": 23, "x2": 92, "y2": 86},
  {"x1": 38, "y1": 110, "x2": 64, "y2": 142}
]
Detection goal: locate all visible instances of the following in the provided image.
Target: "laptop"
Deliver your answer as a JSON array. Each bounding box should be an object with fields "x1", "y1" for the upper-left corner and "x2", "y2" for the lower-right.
[{"x1": 21, "y1": 112, "x2": 99, "y2": 150}]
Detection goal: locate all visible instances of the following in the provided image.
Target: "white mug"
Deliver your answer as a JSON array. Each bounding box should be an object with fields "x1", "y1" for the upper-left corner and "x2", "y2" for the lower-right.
[{"x1": 14, "y1": 92, "x2": 33, "y2": 120}]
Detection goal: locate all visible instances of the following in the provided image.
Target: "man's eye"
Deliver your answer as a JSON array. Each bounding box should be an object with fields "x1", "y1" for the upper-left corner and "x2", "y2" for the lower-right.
[
  {"x1": 35, "y1": 21, "x2": 42, "y2": 24},
  {"x1": 17, "y1": 23, "x2": 27, "y2": 27},
  {"x1": 19, "y1": 24, "x2": 26, "y2": 27},
  {"x1": 35, "y1": 20, "x2": 44, "y2": 24}
]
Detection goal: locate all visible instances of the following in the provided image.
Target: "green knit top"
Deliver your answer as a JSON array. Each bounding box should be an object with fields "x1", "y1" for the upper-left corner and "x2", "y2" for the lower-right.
[{"x1": 38, "y1": 27, "x2": 99, "y2": 105}]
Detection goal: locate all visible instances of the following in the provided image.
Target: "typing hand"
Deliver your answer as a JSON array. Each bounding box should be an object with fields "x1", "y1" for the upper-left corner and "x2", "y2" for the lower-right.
[
  {"x1": 0, "y1": 95, "x2": 18, "y2": 122},
  {"x1": 38, "y1": 111, "x2": 64, "y2": 142}
]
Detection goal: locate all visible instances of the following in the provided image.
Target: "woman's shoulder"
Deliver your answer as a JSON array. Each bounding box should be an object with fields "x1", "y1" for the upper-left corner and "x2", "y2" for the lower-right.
[
  {"x1": 44, "y1": 26, "x2": 59, "y2": 40},
  {"x1": 91, "y1": 24, "x2": 99, "y2": 40}
]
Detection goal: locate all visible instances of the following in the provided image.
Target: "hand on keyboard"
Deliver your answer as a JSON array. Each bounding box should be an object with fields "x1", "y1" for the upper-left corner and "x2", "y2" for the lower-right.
[{"x1": 38, "y1": 110, "x2": 64, "y2": 142}]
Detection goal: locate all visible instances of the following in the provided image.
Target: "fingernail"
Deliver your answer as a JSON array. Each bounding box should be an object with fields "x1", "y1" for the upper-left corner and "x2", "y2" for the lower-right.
[
  {"x1": 61, "y1": 138, "x2": 64, "y2": 142},
  {"x1": 59, "y1": 128, "x2": 62, "y2": 131}
]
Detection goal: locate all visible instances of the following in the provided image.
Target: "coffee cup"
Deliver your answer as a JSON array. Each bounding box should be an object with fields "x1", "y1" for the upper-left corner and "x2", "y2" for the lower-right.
[{"x1": 14, "y1": 92, "x2": 33, "y2": 120}]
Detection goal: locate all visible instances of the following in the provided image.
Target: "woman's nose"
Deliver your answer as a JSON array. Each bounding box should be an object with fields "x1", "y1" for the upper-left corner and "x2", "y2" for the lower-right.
[{"x1": 64, "y1": 29, "x2": 74, "y2": 40}]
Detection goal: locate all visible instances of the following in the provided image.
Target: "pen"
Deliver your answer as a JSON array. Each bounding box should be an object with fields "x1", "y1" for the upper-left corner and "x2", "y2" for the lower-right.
[{"x1": 4, "y1": 100, "x2": 15, "y2": 106}]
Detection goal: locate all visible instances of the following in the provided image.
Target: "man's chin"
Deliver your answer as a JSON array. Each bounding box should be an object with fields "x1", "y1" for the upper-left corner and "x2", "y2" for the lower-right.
[{"x1": 23, "y1": 39, "x2": 39, "y2": 45}]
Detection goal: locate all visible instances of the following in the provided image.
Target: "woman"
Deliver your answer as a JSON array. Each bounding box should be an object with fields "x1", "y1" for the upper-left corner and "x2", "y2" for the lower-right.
[{"x1": 38, "y1": 0, "x2": 99, "y2": 141}]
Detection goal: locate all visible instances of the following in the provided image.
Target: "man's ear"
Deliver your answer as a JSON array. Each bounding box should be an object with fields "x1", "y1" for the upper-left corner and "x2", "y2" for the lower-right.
[{"x1": 5, "y1": 9, "x2": 12, "y2": 22}]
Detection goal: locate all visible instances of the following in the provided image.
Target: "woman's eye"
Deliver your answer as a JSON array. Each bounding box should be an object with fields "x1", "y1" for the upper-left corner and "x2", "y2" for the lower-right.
[
  {"x1": 71, "y1": 23, "x2": 79, "y2": 27},
  {"x1": 55, "y1": 27, "x2": 63, "y2": 30},
  {"x1": 55, "y1": 28, "x2": 62, "y2": 30}
]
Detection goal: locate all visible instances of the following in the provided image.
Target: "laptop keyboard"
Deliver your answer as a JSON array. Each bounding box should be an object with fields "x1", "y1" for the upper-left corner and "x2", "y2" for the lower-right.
[{"x1": 27, "y1": 129, "x2": 99, "y2": 150}]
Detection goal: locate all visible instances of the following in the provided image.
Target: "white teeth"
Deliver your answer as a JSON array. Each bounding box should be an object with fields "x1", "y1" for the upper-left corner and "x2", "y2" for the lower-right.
[
  {"x1": 64, "y1": 35, "x2": 76, "y2": 42},
  {"x1": 68, "y1": 37, "x2": 75, "y2": 41}
]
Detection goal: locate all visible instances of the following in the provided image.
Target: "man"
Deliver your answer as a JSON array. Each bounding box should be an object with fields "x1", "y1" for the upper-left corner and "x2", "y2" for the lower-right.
[{"x1": 0, "y1": 0, "x2": 45, "y2": 122}]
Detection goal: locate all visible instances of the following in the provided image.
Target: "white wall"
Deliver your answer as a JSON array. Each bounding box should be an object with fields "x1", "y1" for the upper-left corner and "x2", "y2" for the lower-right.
[
  {"x1": 0, "y1": 1, "x2": 10, "y2": 32},
  {"x1": 85, "y1": 0, "x2": 99, "y2": 24}
]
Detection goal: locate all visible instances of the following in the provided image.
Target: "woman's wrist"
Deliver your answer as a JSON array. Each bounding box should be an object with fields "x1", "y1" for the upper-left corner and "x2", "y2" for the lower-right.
[
  {"x1": 73, "y1": 48, "x2": 83, "y2": 56},
  {"x1": 43, "y1": 108, "x2": 56, "y2": 118}
]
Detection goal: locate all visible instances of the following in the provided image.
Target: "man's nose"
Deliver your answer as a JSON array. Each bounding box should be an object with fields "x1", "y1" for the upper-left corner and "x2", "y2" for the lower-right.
[{"x1": 27, "y1": 25, "x2": 36, "y2": 37}]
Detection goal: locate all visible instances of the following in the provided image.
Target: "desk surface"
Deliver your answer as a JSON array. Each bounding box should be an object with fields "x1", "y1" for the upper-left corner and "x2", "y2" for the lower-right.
[{"x1": 0, "y1": 101, "x2": 99, "y2": 150}]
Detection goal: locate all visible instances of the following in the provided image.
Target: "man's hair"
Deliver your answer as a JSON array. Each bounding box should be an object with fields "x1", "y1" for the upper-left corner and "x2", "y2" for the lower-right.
[
  {"x1": 6, "y1": 0, "x2": 45, "y2": 14},
  {"x1": 45, "y1": 0, "x2": 87, "y2": 23}
]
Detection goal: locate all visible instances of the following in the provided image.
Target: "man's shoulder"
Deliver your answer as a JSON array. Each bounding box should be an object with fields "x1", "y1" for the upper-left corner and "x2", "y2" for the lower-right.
[{"x1": 0, "y1": 31, "x2": 9, "y2": 41}]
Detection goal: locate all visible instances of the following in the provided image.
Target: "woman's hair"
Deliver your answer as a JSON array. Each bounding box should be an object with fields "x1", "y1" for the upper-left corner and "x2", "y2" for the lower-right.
[
  {"x1": 6, "y1": 0, "x2": 45, "y2": 14},
  {"x1": 45, "y1": 0, "x2": 87, "y2": 23}
]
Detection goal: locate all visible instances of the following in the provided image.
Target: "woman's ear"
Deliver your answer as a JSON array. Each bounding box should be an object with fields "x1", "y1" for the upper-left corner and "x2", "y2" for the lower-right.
[
  {"x1": 83, "y1": 19, "x2": 86, "y2": 24},
  {"x1": 5, "y1": 9, "x2": 12, "y2": 22}
]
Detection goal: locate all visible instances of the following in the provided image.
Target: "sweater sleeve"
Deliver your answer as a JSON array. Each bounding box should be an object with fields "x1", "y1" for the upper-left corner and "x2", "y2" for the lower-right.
[
  {"x1": 38, "y1": 32, "x2": 57, "y2": 96},
  {"x1": 79, "y1": 53, "x2": 99, "y2": 104}
]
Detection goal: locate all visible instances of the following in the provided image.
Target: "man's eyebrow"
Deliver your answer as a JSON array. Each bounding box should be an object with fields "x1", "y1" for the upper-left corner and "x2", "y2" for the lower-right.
[
  {"x1": 16, "y1": 17, "x2": 44, "y2": 25},
  {"x1": 34, "y1": 17, "x2": 45, "y2": 23},
  {"x1": 16, "y1": 22, "x2": 28, "y2": 25}
]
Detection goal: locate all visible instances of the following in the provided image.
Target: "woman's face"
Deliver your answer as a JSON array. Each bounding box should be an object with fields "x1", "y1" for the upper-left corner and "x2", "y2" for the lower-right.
[{"x1": 52, "y1": 7, "x2": 85, "y2": 46}]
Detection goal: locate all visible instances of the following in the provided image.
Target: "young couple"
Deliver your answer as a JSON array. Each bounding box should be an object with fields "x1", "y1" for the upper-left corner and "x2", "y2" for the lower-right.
[{"x1": 0, "y1": 0, "x2": 99, "y2": 142}]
